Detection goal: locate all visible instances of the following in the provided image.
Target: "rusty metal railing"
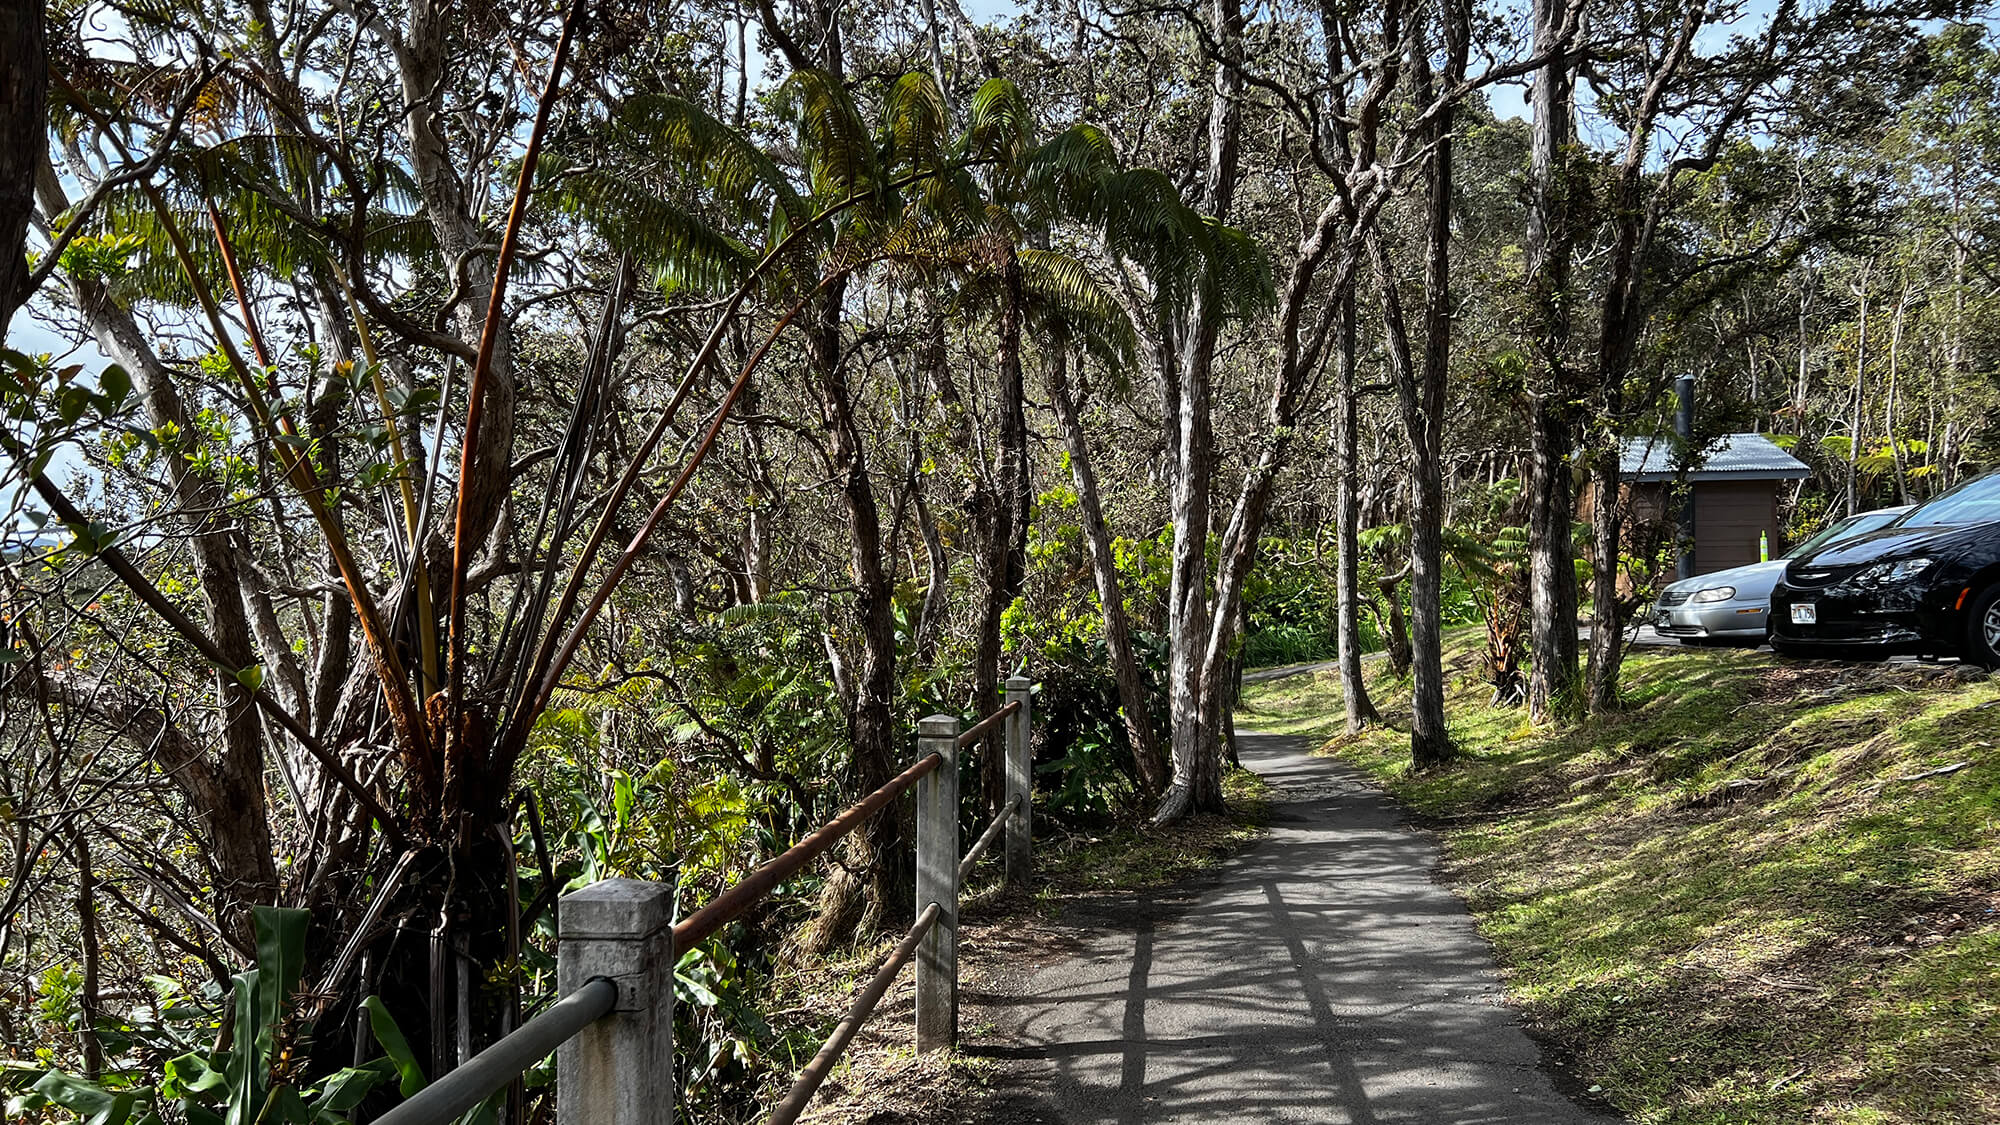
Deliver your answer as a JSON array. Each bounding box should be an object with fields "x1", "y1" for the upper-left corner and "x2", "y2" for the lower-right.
[{"x1": 374, "y1": 677, "x2": 1034, "y2": 1125}]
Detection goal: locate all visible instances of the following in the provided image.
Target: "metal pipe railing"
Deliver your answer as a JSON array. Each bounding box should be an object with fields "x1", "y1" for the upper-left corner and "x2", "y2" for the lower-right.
[
  {"x1": 766, "y1": 902, "x2": 943, "y2": 1125},
  {"x1": 373, "y1": 977, "x2": 618, "y2": 1125},
  {"x1": 954, "y1": 700, "x2": 1020, "y2": 749},
  {"x1": 674, "y1": 751, "x2": 943, "y2": 949},
  {"x1": 535, "y1": 680, "x2": 1031, "y2": 1125},
  {"x1": 958, "y1": 795, "x2": 1020, "y2": 884}
]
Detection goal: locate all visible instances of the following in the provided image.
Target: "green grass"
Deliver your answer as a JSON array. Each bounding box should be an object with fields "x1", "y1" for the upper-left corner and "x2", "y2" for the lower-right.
[{"x1": 1241, "y1": 637, "x2": 2000, "y2": 1124}]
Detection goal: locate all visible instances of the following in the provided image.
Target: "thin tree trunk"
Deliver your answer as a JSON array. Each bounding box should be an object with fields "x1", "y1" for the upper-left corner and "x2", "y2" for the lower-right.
[
  {"x1": 802, "y1": 275, "x2": 910, "y2": 947},
  {"x1": 0, "y1": 0, "x2": 44, "y2": 335},
  {"x1": 1333, "y1": 290, "x2": 1381, "y2": 731},
  {"x1": 974, "y1": 248, "x2": 1030, "y2": 816},
  {"x1": 1156, "y1": 0, "x2": 1243, "y2": 824},
  {"x1": 74, "y1": 832, "x2": 103, "y2": 1081},
  {"x1": 1048, "y1": 345, "x2": 1168, "y2": 796},
  {"x1": 1846, "y1": 266, "x2": 1870, "y2": 515}
]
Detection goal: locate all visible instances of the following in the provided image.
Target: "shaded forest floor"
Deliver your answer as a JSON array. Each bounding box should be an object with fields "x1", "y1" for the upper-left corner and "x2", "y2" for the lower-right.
[
  {"x1": 763, "y1": 769, "x2": 1272, "y2": 1124},
  {"x1": 1240, "y1": 632, "x2": 2000, "y2": 1124}
]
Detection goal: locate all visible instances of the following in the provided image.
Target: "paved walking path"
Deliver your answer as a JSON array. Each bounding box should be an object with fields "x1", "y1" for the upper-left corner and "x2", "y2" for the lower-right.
[{"x1": 964, "y1": 733, "x2": 1619, "y2": 1124}]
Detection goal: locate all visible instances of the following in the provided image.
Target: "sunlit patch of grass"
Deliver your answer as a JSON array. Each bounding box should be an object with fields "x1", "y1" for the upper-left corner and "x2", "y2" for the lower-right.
[{"x1": 1241, "y1": 640, "x2": 2000, "y2": 1124}]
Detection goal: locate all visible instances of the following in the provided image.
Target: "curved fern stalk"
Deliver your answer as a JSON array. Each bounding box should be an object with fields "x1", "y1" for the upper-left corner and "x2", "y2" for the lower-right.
[
  {"x1": 504, "y1": 271, "x2": 845, "y2": 770},
  {"x1": 193, "y1": 190, "x2": 434, "y2": 788},
  {"x1": 323, "y1": 254, "x2": 439, "y2": 699},
  {"x1": 498, "y1": 163, "x2": 979, "y2": 757},
  {"x1": 445, "y1": 0, "x2": 589, "y2": 738}
]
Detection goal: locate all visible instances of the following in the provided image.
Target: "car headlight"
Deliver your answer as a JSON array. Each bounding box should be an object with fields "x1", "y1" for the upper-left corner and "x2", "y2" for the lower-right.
[
  {"x1": 1690, "y1": 586, "x2": 1736, "y2": 603},
  {"x1": 1849, "y1": 557, "x2": 1934, "y2": 586}
]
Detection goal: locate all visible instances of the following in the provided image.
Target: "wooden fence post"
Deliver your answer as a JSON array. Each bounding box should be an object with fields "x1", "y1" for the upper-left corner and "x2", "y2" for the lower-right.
[
  {"x1": 914, "y1": 714, "x2": 959, "y2": 1051},
  {"x1": 1005, "y1": 675, "x2": 1032, "y2": 887},
  {"x1": 558, "y1": 879, "x2": 676, "y2": 1125}
]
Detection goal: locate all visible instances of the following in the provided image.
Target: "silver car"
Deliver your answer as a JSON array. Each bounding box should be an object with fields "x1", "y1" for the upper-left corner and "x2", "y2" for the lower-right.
[{"x1": 1653, "y1": 506, "x2": 1913, "y2": 645}]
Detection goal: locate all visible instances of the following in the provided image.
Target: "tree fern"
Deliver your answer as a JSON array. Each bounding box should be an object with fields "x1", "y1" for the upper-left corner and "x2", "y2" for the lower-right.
[{"x1": 556, "y1": 172, "x2": 757, "y2": 294}]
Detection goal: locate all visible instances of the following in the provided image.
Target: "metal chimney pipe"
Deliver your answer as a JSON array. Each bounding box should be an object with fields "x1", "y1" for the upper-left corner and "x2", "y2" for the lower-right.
[{"x1": 1675, "y1": 375, "x2": 1695, "y2": 580}]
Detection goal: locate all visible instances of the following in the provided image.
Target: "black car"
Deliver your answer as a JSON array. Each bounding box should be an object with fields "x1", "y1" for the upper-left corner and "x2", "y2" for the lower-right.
[{"x1": 1770, "y1": 473, "x2": 2000, "y2": 663}]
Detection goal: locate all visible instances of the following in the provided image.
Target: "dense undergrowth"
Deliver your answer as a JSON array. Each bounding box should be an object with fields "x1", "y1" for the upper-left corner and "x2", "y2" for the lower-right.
[{"x1": 1240, "y1": 634, "x2": 2000, "y2": 1124}]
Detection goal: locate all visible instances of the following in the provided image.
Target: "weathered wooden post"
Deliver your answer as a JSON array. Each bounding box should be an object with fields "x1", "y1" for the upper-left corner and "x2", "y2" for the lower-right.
[
  {"x1": 914, "y1": 714, "x2": 959, "y2": 1051},
  {"x1": 1005, "y1": 675, "x2": 1033, "y2": 887},
  {"x1": 558, "y1": 879, "x2": 676, "y2": 1125}
]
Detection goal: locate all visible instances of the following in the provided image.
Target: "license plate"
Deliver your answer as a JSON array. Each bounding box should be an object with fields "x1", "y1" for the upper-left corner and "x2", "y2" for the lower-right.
[{"x1": 1791, "y1": 603, "x2": 1817, "y2": 625}]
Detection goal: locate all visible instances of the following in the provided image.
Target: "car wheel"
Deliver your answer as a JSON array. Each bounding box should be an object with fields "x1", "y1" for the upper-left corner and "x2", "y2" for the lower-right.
[{"x1": 1963, "y1": 585, "x2": 2000, "y2": 667}]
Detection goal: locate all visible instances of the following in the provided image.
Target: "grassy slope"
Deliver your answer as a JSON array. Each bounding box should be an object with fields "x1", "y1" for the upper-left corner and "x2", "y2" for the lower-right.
[{"x1": 1240, "y1": 635, "x2": 2000, "y2": 1125}]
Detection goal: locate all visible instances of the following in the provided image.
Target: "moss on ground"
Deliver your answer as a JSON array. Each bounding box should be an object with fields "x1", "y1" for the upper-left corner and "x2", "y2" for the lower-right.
[{"x1": 1241, "y1": 638, "x2": 2000, "y2": 1124}]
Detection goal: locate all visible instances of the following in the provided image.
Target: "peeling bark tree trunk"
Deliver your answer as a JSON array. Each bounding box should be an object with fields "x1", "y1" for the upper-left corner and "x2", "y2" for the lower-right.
[
  {"x1": 1157, "y1": 0, "x2": 1243, "y2": 825},
  {"x1": 1371, "y1": 6, "x2": 1462, "y2": 771}
]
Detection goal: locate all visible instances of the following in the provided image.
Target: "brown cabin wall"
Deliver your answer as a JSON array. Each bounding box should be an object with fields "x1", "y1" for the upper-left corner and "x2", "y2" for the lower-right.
[
  {"x1": 1693, "y1": 481, "x2": 1780, "y2": 574},
  {"x1": 1578, "y1": 478, "x2": 1782, "y2": 590}
]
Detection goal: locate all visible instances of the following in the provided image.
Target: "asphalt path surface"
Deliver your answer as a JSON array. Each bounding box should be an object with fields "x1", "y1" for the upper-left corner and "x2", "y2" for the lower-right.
[{"x1": 965, "y1": 733, "x2": 1619, "y2": 1123}]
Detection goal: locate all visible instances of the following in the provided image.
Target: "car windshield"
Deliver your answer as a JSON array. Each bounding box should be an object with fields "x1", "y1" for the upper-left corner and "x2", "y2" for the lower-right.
[
  {"x1": 1789, "y1": 510, "x2": 1900, "y2": 558},
  {"x1": 1893, "y1": 473, "x2": 2000, "y2": 528}
]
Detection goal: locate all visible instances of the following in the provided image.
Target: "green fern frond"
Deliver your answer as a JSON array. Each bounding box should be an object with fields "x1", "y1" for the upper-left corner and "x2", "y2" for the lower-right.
[
  {"x1": 881, "y1": 72, "x2": 953, "y2": 174},
  {"x1": 617, "y1": 94, "x2": 807, "y2": 226},
  {"x1": 557, "y1": 172, "x2": 757, "y2": 294},
  {"x1": 777, "y1": 69, "x2": 882, "y2": 210},
  {"x1": 964, "y1": 78, "x2": 1034, "y2": 169},
  {"x1": 1019, "y1": 248, "x2": 1135, "y2": 366}
]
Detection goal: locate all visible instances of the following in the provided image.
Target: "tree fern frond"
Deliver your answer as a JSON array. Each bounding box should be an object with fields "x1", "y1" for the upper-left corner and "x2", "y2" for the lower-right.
[
  {"x1": 777, "y1": 69, "x2": 882, "y2": 211},
  {"x1": 617, "y1": 94, "x2": 807, "y2": 226},
  {"x1": 881, "y1": 72, "x2": 953, "y2": 174},
  {"x1": 557, "y1": 172, "x2": 757, "y2": 294},
  {"x1": 964, "y1": 78, "x2": 1034, "y2": 169},
  {"x1": 1199, "y1": 219, "x2": 1276, "y2": 319},
  {"x1": 1019, "y1": 248, "x2": 1136, "y2": 368}
]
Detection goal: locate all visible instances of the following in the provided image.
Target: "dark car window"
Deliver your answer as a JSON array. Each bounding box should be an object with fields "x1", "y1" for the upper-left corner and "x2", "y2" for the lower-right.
[
  {"x1": 1892, "y1": 473, "x2": 2000, "y2": 528},
  {"x1": 1789, "y1": 510, "x2": 1900, "y2": 558}
]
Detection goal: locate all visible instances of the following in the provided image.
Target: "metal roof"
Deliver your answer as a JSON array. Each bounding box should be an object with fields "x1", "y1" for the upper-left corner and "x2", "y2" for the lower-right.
[{"x1": 1620, "y1": 433, "x2": 1810, "y2": 483}]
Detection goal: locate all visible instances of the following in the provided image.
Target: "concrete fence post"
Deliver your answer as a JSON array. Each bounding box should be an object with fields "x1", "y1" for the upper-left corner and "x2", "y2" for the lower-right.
[
  {"x1": 914, "y1": 714, "x2": 959, "y2": 1051},
  {"x1": 1004, "y1": 675, "x2": 1033, "y2": 887},
  {"x1": 557, "y1": 879, "x2": 675, "y2": 1125}
]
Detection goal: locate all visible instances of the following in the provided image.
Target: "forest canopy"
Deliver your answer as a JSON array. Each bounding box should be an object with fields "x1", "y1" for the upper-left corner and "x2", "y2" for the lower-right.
[{"x1": 1, "y1": 0, "x2": 1997, "y2": 1116}]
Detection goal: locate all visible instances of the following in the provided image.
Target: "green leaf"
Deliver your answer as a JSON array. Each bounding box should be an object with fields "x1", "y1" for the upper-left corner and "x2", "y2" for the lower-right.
[
  {"x1": 252, "y1": 906, "x2": 309, "y2": 1020},
  {"x1": 363, "y1": 997, "x2": 428, "y2": 1098},
  {"x1": 31, "y1": 1072, "x2": 136, "y2": 1125},
  {"x1": 307, "y1": 1063, "x2": 391, "y2": 1121},
  {"x1": 99, "y1": 365, "x2": 133, "y2": 405}
]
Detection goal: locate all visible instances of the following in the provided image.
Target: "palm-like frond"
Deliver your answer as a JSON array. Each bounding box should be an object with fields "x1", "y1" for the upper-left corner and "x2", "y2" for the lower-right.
[
  {"x1": 1198, "y1": 219, "x2": 1276, "y2": 319},
  {"x1": 881, "y1": 73, "x2": 953, "y2": 175},
  {"x1": 556, "y1": 172, "x2": 756, "y2": 294},
  {"x1": 1019, "y1": 248, "x2": 1136, "y2": 367},
  {"x1": 777, "y1": 69, "x2": 882, "y2": 210},
  {"x1": 964, "y1": 78, "x2": 1034, "y2": 170},
  {"x1": 617, "y1": 94, "x2": 807, "y2": 228}
]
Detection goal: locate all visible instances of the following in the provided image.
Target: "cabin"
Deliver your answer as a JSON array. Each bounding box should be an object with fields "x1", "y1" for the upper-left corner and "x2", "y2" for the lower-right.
[{"x1": 1583, "y1": 433, "x2": 1811, "y2": 579}]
